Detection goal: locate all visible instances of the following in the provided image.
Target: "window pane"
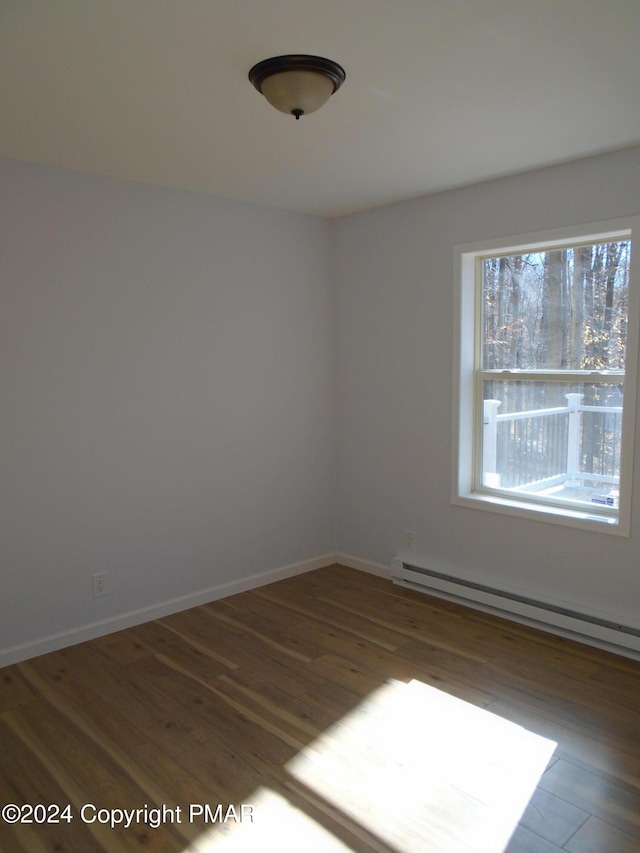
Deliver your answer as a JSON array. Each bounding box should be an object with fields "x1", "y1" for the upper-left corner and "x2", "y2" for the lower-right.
[
  {"x1": 482, "y1": 241, "x2": 631, "y2": 371},
  {"x1": 482, "y1": 380, "x2": 623, "y2": 509}
]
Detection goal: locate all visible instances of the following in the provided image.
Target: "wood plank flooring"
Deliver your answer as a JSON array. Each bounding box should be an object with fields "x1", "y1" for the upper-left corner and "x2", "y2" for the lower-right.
[{"x1": 1, "y1": 564, "x2": 640, "y2": 851}]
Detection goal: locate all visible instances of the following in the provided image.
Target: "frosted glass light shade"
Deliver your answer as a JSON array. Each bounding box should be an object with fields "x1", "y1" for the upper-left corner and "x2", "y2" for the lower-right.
[
  {"x1": 260, "y1": 70, "x2": 335, "y2": 117},
  {"x1": 249, "y1": 55, "x2": 345, "y2": 119}
]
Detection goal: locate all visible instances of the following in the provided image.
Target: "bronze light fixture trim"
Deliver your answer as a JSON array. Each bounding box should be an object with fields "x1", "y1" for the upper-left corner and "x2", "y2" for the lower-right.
[{"x1": 248, "y1": 54, "x2": 346, "y2": 119}]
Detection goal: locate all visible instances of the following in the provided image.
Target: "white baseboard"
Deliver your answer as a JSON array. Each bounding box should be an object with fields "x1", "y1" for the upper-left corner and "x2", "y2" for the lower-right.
[
  {"x1": 0, "y1": 553, "x2": 338, "y2": 668},
  {"x1": 335, "y1": 553, "x2": 392, "y2": 579}
]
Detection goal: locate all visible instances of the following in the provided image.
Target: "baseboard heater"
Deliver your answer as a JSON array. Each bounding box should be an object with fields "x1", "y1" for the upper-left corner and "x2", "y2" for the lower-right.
[{"x1": 391, "y1": 559, "x2": 640, "y2": 657}]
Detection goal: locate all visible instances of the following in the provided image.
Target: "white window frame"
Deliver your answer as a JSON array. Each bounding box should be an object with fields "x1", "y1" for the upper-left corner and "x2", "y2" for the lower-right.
[{"x1": 452, "y1": 217, "x2": 640, "y2": 536}]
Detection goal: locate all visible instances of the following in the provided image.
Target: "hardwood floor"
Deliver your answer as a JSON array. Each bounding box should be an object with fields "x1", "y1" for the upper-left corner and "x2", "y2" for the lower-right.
[{"x1": 1, "y1": 564, "x2": 640, "y2": 851}]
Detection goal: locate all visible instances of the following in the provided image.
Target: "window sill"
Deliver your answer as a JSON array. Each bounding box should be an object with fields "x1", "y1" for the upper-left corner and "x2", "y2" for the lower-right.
[{"x1": 452, "y1": 491, "x2": 628, "y2": 536}]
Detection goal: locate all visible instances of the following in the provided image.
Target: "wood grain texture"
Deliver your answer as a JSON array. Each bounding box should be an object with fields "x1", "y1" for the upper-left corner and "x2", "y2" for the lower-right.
[{"x1": 1, "y1": 564, "x2": 639, "y2": 851}]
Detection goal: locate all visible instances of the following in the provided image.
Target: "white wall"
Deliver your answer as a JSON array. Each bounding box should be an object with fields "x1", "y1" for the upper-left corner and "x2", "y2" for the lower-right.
[
  {"x1": 1, "y1": 160, "x2": 335, "y2": 658},
  {"x1": 334, "y1": 146, "x2": 640, "y2": 626}
]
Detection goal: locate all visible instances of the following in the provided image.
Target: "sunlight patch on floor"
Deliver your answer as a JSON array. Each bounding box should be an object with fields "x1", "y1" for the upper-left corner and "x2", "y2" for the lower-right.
[
  {"x1": 184, "y1": 679, "x2": 556, "y2": 852},
  {"x1": 287, "y1": 679, "x2": 556, "y2": 851},
  {"x1": 183, "y1": 786, "x2": 354, "y2": 852}
]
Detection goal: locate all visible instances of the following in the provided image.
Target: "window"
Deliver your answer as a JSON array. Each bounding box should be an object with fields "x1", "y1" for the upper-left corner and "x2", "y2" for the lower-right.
[{"x1": 453, "y1": 219, "x2": 640, "y2": 535}]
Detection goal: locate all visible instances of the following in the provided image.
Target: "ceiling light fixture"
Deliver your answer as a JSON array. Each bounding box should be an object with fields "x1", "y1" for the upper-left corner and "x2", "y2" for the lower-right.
[{"x1": 248, "y1": 54, "x2": 345, "y2": 120}]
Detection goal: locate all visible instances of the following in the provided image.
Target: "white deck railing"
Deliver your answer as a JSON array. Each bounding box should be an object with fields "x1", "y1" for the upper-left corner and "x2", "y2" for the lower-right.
[{"x1": 483, "y1": 393, "x2": 622, "y2": 492}]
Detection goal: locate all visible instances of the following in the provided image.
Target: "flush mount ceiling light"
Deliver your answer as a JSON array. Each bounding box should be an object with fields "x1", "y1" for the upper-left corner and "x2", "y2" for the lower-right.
[{"x1": 248, "y1": 54, "x2": 346, "y2": 120}]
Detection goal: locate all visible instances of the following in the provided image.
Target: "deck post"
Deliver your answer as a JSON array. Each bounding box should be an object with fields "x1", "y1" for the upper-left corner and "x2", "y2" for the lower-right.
[
  {"x1": 483, "y1": 399, "x2": 501, "y2": 486},
  {"x1": 565, "y1": 393, "x2": 584, "y2": 486}
]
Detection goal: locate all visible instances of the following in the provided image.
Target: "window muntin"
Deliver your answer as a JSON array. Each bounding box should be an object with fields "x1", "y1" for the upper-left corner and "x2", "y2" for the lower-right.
[{"x1": 454, "y1": 221, "x2": 639, "y2": 535}]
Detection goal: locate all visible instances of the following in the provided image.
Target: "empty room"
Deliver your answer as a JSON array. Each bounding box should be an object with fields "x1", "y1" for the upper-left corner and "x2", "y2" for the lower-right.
[{"x1": 2, "y1": 2, "x2": 640, "y2": 851}]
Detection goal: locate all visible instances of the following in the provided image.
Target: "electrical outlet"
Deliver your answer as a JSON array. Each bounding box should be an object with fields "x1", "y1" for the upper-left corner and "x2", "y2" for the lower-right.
[
  {"x1": 92, "y1": 573, "x2": 107, "y2": 598},
  {"x1": 403, "y1": 530, "x2": 416, "y2": 551}
]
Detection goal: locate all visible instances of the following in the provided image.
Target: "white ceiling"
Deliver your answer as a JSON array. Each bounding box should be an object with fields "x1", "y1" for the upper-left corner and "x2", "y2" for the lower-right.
[{"x1": 2, "y1": 0, "x2": 640, "y2": 217}]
